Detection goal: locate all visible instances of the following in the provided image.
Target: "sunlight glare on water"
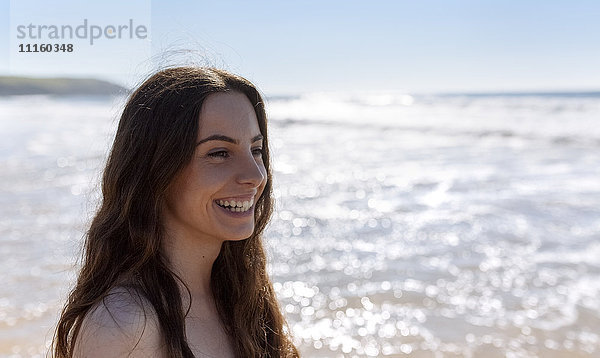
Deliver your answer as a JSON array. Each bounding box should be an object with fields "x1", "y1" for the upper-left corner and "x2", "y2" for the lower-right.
[{"x1": 1, "y1": 93, "x2": 599, "y2": 357}]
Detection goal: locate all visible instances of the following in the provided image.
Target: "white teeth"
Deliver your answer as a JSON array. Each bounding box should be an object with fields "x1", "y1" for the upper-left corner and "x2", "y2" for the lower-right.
[{"x1": 217, "y1": 197, "x2": 254, "y2": 212}]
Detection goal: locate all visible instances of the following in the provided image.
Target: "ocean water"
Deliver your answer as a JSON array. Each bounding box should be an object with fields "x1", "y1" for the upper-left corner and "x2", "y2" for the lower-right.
[{"x1": 0, "y1": 92, "x2": 599, "y2": 357}]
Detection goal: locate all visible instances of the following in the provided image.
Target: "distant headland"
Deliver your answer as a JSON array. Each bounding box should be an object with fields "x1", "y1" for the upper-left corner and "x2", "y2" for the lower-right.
[{"x1": 0, "y1": 76, "x2": 127, "y2": 96}]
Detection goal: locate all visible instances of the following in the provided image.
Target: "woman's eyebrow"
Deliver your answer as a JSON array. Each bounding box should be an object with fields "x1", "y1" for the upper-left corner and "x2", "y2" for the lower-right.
[{"x1": 196, "y1": 134, "x2": 263, "y2": 146}]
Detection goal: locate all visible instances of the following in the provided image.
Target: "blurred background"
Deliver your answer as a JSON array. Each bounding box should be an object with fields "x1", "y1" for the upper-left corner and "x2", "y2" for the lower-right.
[{"x1": 1, "y1": 1, "x2": 599, "y2": 357}]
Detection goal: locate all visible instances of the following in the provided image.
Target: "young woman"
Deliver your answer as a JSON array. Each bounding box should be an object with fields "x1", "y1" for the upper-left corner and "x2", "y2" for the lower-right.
[{"x1": 52, "y1": 67, "x2": 300, "y2": 357}]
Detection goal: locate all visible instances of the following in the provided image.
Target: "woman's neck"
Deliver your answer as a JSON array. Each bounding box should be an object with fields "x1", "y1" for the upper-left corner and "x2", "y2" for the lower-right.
[{"x1": 161, "y1": 228, "x2": 224, "y2": 309}]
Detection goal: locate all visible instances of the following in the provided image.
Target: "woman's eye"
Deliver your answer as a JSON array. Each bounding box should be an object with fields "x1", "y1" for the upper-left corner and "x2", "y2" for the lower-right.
[
  {"x1": 207, "y1": 148, "x2": 262, "y2": 159},
  {"x1": 208, "y1": 150, "x2": 229, "y2": 158},
  {"x1": 252, "y1": 147, "x2": 264, "y2": 156}
]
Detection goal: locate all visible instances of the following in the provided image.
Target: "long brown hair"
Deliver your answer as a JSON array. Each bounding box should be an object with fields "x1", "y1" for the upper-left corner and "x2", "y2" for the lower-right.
[{"x1": 52, "y1": 67, "x2": 299, "y2": 357}]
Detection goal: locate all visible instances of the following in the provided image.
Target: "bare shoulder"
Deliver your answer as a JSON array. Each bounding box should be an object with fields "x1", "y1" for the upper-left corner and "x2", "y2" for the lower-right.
[{"x1": 74, "y1": 285, "x2": 166, "y2": 358}]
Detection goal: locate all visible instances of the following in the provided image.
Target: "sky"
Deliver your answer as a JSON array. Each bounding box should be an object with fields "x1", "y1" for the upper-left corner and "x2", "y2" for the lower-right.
[{"x1": 1, "y1": 0, "x2": 599, "y2": 95}]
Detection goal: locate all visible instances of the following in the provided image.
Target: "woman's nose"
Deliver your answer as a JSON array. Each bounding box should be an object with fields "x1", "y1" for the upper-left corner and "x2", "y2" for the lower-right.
[{"x1": 236, "y1": 152, "x2": 266, "y2": 187}]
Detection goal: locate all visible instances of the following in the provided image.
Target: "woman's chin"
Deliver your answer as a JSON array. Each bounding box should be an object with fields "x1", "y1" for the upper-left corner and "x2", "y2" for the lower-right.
[{"x1": 221, "y1": 230, "x2": 255, "y2": 242}]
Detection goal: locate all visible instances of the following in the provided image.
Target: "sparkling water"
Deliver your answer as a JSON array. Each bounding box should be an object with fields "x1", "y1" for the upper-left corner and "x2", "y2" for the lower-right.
[{"x1": 1, "y1": 92, "x2": 599, "y2": 357}]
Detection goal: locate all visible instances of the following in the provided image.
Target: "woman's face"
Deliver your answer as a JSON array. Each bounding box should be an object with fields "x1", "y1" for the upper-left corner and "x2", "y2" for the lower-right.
[{"x1": 162, "y1": 91, "x2": 267, "y2": 244}]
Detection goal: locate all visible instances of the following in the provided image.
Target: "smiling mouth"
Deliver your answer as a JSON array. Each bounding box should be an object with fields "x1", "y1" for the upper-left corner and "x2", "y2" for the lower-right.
[{"x1": 215, "y1": 197, "x2": 255, "y2": 212}]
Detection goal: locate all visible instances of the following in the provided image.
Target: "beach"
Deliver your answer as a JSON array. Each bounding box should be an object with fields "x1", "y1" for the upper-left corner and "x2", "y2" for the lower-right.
[{"x1": 0, "y1": 92, "x2": 599, "y2": 357}]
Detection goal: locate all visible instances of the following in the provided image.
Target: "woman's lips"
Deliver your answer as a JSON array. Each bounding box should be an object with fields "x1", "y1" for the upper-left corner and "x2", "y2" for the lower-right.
[
  {"x1": 214, "y1": 200, "x2": 254, "y2": 216},
  {"x1": 214, "y1": 196, "x2": 255, "y2": 213},
  {"x1": 215, "y1": 195, "x2": 254, "y2": 208}
]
